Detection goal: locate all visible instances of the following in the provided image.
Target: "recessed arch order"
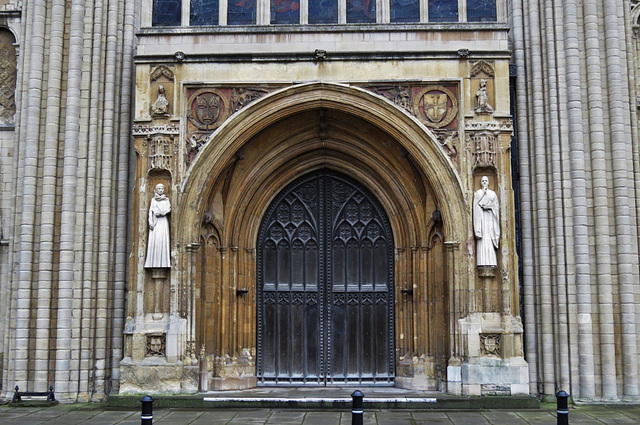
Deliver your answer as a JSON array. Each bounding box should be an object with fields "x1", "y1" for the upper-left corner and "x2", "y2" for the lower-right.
[{"x1": 177, "y1": 81, "x2": 468, "y2": 247}]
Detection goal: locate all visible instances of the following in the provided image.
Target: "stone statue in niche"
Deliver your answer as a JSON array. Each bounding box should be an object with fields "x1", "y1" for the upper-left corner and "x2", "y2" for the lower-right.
[
  {"x1": 474, "y1": 79, "x2": 493, "y2": 113},
  {"x1": 151, "y1": 85, "x2": 169, "y2": 117},
  {"x1": 145, "y1": 183, "x2": 171, "y2": 268},
  {"x1": 473, "y1": 176, "x2": 500, "y2": 267}
]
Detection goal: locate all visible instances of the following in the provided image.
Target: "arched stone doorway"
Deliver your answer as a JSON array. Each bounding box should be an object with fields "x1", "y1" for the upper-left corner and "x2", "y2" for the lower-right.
[
  {"x1": 256, "y1": 169, "x2": 395, "y2": 385},
  {"x1": 170, "y1": 83, "x2": 470, "y2": 391}
]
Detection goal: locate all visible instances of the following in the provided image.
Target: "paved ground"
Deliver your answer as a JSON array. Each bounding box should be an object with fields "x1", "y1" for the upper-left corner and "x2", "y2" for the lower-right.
[{"x1": 1, "y1": 404, "x2": 640, "y2": 424}]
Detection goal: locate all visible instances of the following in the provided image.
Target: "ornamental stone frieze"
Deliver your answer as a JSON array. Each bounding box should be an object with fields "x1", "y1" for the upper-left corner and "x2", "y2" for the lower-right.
[
  {"x1": 464, "y1": 118, "x2": 513, "y2": 171},
  {"x1": 134, "y1": 124, "x2": 180, "y2": 174},
  {"x1": 184, "y1": 86, "x2": 272, "y2": 169},
  {"x1": 364, "y1": 84, "x2": 459, "y2": 130}
]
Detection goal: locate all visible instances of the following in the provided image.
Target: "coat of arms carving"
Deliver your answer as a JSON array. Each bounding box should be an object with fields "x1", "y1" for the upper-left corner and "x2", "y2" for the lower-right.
[
  {"x1": 423, "y1": 93, "x2": 448, "y2": 123},
  {"x1": 414, "y1": 86, "x2": 458, "y2": 128},
  {"x1": 187, "y1": 90, "x2": 228, "y2": 130}
]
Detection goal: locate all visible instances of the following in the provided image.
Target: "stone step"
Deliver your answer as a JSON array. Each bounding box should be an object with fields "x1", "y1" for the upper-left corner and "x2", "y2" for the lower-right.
[{"x1": 107, "y1": 391, "x2": 539, "y2": 410}]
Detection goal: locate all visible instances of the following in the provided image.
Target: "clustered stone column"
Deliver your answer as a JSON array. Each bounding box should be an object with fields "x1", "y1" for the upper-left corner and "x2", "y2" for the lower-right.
[
  {"x1": 513, "y1": 0, "x2": 640, "y2": 400},
  {"x1": 5, "y1": 0, "x2": 135, "y2": 401}
]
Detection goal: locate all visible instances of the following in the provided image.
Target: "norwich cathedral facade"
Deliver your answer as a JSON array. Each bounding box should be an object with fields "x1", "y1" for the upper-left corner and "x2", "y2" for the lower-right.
[{"x1": 0, "y1": 0, "x2": 640, "y2": 403}]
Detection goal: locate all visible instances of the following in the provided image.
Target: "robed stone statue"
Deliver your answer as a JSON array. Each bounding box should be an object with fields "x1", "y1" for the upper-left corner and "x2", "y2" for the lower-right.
[
  {"x1": 145, "y1": 183, "x2": 171, "y2": 268},
  {"x1": 473, "y1": 176, "x2": 500, "y2": 267}
]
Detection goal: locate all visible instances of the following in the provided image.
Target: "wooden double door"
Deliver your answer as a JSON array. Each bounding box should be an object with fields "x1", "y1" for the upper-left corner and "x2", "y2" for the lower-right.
[{"x1": 257, "y1": 170, "x2": 395, "y2": 385}]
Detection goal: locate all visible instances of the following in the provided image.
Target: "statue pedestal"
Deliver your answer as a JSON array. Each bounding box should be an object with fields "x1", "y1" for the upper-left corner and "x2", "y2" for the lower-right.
[
  {"x1": 149, "y1": 268, "x2": 169, "y2": 320},
  {"x1": 477, "y1": 266, "x2": 497, "y2": 278}
]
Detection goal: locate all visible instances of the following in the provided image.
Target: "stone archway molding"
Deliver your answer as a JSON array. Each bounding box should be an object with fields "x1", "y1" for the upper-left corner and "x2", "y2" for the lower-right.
[{"x1": 178, "y1": 82, "x2": 467, "y2": 245}]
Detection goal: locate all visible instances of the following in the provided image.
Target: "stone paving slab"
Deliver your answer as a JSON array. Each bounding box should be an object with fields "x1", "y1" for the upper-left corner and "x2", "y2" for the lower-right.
[{"x1": 1, "y1": 404, "x2": 640, "y2": 424}]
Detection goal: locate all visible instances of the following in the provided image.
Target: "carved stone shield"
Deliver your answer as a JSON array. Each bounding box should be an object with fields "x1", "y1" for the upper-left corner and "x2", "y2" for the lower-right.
[
  {"x1": 423, "y1": 93, "x2": 448, "y2": 123},
  {"x1": 195, "y1": 93, "x2": 221, "y2": 126}
]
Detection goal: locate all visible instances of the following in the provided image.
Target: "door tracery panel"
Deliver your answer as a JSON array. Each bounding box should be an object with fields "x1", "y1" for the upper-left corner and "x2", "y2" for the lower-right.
[{"x1": 257, "y1": 169, "x2": 395, "y2": 385}]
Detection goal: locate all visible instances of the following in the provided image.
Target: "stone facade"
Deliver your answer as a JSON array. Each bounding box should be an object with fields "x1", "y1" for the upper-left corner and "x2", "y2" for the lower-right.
[{"x1": 0, "y1": 0, "x2": 638, "y2": 403}]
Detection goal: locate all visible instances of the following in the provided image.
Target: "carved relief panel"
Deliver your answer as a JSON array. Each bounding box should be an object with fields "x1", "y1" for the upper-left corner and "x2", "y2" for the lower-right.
[
  {"x1": 184, "y1": 86, "x2": 270, "y2": 168},
  {"x1": 0, "y1": 28, "x2": 17, "y2": 126},
  {"x1": 134, "y1": 124, "x2": 181, "y2": 175},
  {"x1": 150, "y1": 65, "x2": 175, "y2": 118},
  {"x1": 470, "y1": 61, "x2": 495, "y2": 116},
  {"x1": 364, "y1": 84, "x2": 460, "y2": 166}
]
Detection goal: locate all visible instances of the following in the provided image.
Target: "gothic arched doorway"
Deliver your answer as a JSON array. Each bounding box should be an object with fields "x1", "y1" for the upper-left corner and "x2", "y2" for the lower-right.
[{"x1": 256, "y1": 169, "x2": 395, "y2": 385}]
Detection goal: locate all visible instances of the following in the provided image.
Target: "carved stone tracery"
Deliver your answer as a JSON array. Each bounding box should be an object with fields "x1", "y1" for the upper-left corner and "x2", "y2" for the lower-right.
[
  {"x1": 147, "y1": 135, "x2": 175, "y2": 172},
  {"x1": 470, "y1": 132, "x2": 497, "y2": 168}
]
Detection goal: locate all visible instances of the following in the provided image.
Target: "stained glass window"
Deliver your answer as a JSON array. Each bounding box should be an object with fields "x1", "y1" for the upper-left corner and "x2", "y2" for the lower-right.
[
  {"x1": 347, "y1": 0, "x2": 375, "y2": 23},
  {"x1": 271, "y1": 0, "x2": 300, "y2": 24},
  {"x1": 308, "y1": 0, "x2": 338, "y2": 24},
  {"x1": 428, "y1": 0, "x2": 457, "y2": 22},
  {"x1": 390, "y1": 0, "x2": 419, "y2": 23},
  {"x1": 191, "y1": 0, "x2": 219, "y2": 25},
  {"x1": 152, "y1": 0, "x2": 182, "y2": 26},
  {"x1": 228, "y1": 0, "x2": 256, "y2": 25},
  {"x1": 467, "y1": 0, "x2": 496, "y2": 22}
]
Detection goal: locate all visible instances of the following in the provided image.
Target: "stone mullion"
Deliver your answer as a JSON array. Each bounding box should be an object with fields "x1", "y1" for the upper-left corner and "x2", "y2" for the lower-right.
[
  {"x1": 580, "y1": 0, "x2": 617, "y2": 400},
  {"x1": 111, "y1": 0, "x2": 138, "y2": 392},
  {"x1": 56, "y1": 0, "x2": 89, "y2": 399},
  {"x1": 13, "y1": 0, "x2": 47, "y2": 393},
  {"x1": 603, "y1": 0, "x2": 640, "y2": 398},
  {"x1": 31, "y1": 0, "x2": 66, "y2": 393},
  {"x1": 551, "y1": 0, "x2": 573, "y2": 394},
  {"x1": 563, "y1": 0, "x2": 596, "y2": 400},
  {"x1": 527, "y1": 0, "x2": 556, "y2": 398},
  {"x1": 512, "y1": 0, "x2": 539, "y2": 396}
]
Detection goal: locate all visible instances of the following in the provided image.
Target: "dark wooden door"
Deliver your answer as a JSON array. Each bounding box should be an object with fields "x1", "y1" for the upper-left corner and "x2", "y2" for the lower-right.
[{"x1": 257, "y1": 170, "x2": 394, "y2": 385}]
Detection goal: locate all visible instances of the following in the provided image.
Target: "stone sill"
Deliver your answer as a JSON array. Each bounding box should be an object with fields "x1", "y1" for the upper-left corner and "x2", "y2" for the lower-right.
[{"x1": 139, "y1": 22, "x2": 510, "y2": 36}]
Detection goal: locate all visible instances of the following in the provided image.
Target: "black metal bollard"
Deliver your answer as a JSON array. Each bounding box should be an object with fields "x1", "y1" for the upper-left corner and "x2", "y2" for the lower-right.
[
  {"x1": 141, "y1": 395, "x2": 154, "y2": 425},
  {"x1": 351, "y1": 390, "x2": 364, "y2": 425},
  {"x1": 556, "y1": 390, "x2": 569, "y2": 425}
]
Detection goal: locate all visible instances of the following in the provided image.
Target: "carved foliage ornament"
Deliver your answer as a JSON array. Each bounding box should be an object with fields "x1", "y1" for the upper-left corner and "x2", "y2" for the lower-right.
[
  {"x1": 470, "y1": 60, "x2": 495, "y2": 78},
  {"x1": 150, "y1": 65, "x2": 175, "y2": 82},
  {"x1": 186, "y1": 132, "x2": 209, "y2": 167},
  {"x1": 371, "y1": 86, "x2": 413, "y2": 113},
  {"x1": 231, "y1": 87, "x2": 269, "y2": 112}
]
